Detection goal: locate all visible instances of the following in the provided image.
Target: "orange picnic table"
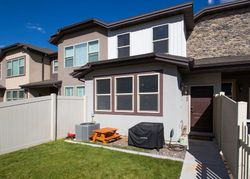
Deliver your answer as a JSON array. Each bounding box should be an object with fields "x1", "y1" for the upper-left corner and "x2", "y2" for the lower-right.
[{"x1": 92, "y1": 127, "x2": 120, "y2": 144}]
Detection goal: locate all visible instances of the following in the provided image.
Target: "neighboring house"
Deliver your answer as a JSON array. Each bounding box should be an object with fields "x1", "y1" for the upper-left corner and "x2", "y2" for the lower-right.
[
  {"x1": 50, "y1": 2, "x2": 194, "y2": 141},
  {"x1": 0, "y1": 43, "x2": 60, "y2": 101},
  {"x1": 184, "y1": 0, "x2": 250, "y2": 136}
]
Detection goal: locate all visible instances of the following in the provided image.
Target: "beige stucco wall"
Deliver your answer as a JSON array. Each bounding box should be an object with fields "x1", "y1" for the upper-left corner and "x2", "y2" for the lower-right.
[
  {"x1": 4, "y1": 50, "x2": 30, "y2": 90},
  {"x1": 29, "y1": 52, "x2": 51, "y2": 82},
  {"x1": 57, "y1": 28, "x2": 108, "y2": 95},
  {"x1": 84, "y1": 62, "x2": 185, "y2": 141}
]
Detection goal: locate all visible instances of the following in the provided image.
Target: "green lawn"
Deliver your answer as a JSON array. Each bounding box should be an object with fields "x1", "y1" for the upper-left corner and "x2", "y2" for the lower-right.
[{"x1": 0, "y1": 141, "x2": 182, "y2": 179}]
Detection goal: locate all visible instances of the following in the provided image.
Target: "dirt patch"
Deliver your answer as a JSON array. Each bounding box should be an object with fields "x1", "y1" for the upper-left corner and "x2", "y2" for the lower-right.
[{"x1": 94, "y1": 136, "x2": 186, "y2": 160}]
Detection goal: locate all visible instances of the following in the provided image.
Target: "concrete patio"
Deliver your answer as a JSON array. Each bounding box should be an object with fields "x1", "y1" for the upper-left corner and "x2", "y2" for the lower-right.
[{"x1": 180, "y1": 139, "x2": 230, "y2": 179}]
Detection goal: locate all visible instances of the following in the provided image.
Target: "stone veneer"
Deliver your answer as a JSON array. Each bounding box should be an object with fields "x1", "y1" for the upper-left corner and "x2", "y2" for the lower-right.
[{"x1": 187, "y1": 7, "x2": 250, "y2": 59}]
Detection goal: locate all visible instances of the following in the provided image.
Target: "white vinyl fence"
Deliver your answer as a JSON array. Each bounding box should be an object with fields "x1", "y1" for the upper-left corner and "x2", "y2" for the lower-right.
[
  {"x1": 0, "y1": 94, "x2": 86, "y2": 155},
  {"x1": 214, "y1": 92, "x2": 250, "y2": 179}
]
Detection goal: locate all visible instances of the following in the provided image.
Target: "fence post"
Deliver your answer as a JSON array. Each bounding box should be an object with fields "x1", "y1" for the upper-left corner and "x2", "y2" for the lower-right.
[
  {"x1": 237, "y1": 102, "x2": 248, "y2": 179},
  {"x1": 219, "y1": 92, "x2": 224, "y2": 150},
  {"x1": 51, "y1": 93, "x2": 57, "y2": 141}
]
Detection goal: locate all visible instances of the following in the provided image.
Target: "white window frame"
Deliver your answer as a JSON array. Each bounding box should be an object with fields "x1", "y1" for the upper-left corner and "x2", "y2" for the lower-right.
[
  {"x1": 137, "y1": 73, "x2": 160, "y2": 113},
  {"x1": 64, "y1": 86, "x2": 74, "y2": 96},
  {"x1": 95, "y1": 77, "x2": 112, "y2": 112},
  {"x1": 114, "y1": 75, "x2": 134, "y2": 112},
  {"x1": 117, "y1": 33, "x2": 130, "y2": 58},
  {"x1": 7, "y1": 57, "x2": 25, "y2": 77},
  {"x1": 52, "y1": 60, "x2": 58, "y2": 74},
  {"x1": 64, "y1": 39, "x2": 100, "y2": 68},
  {"x1": 6, "y1": 89, "x2": 25, "y2": 101},
  {"x1": 152, "y1": 24, "x2": 169, "y2": 53},
  {"x1": 75, "y1": 85, "x2": 85, "y2": 97}
]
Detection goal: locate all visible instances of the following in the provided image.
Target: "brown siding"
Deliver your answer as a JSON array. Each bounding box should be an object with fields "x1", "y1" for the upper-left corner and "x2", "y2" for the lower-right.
[
  {"x1": 57, "y1": 28, "x2": 108, "y2": 95},
  {"x1": 187, "y1": 7, "x2": 250, "y2": 59}
]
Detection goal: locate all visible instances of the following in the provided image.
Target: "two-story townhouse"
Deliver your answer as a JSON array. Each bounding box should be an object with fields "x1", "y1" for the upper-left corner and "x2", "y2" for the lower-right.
[
  {"x1": 50, "y1": 2, "x2": 194, "y2": 141},
  {"x1": 0, "y1": 43, "x2": 60, "y2": 101},
  {"x1": 50, "y1": 0, "x2": 250, "y2": 141}
]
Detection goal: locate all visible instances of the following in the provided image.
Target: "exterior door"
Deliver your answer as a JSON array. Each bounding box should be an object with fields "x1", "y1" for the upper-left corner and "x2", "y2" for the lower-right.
[{"x1": 191, "y1": 86, "x2": 213, "y2": 133}]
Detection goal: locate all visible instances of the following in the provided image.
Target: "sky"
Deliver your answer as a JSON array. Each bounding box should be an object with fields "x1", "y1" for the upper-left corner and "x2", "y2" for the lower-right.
[{"x1": 0, "y1": 0, "x2": 237, "y2": 51}]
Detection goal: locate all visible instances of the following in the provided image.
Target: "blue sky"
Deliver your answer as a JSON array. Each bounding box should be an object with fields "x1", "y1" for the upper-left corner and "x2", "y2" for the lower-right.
[{"x1": 0, "y1": 0, "x2": 235, "y2": 50}]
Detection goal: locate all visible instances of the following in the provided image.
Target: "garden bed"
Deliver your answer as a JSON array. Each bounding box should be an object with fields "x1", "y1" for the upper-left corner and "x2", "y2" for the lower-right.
[{"x1": 72, "y1": 136, "x2": 186, "y2": 160}]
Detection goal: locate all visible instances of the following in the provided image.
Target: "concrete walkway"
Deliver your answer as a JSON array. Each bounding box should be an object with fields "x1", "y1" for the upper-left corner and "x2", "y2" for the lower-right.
[{"x1": 180, "y1": 139, "x2": 230, "y2": 179}]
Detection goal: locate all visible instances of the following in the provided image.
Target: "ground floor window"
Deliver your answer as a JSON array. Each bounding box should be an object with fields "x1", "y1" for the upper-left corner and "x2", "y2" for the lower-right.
[
  {"x1": 65, "y1": 86, "x2": 85, "y2": 97},
  {"x1": 95, "y1": 78, "x2": 111, "y2": 111},
  {"x1": 138, "y1": 73, "x2": 159, "y2": 112},
  {"x1": 6, "y1": 89, "x2": 25, "y2": 101},
  {"x1": 115, "y1": 76, "x2": 133, "y2": 112},
  {"x1": 94, "y1": 72, "x2": 161, "y2": 115}
]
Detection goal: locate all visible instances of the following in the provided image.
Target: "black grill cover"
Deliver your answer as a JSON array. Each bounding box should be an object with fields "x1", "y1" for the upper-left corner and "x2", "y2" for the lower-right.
[{"x1": 128, "y1": 122, "x2": 165, "y2": 149}]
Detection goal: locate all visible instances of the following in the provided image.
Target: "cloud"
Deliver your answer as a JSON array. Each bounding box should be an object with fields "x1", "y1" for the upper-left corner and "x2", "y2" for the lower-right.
[
  {"x1": 208, "y1": 0, "x2": 214, "y2": 5},
  {"x1": 220, "y1": 0, "x2": 238, "y2": 3},
  {"x1": 26, "y1": 23, "x2": 46, "y2": 34},
  {"x1": 0, "y1": 45, "x2": 5, "y2": 48}
]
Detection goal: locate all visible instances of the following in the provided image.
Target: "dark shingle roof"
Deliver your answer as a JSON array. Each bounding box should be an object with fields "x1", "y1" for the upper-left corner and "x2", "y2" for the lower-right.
[
  {"x1": 20, "y1": 80, "x2": 62, "y2": 89},
  {"x1": 72, "y1": 53, "x2": 191, "y2": 78},
  {"x1": 0, "y1": 43, "x2": 55, "y2": 59},
  {"x1": 0, "y1": 85, "x2": 6, "y2": 90},
  {"x1": 195, "y1": 0, "x2": 250, "y2": 22},
  {"x1": 193, "y1": 56, "x2": 250, "y2": 68},
  {"x1": 49, "y1": 2, "x2": 194, "y2": 45}
]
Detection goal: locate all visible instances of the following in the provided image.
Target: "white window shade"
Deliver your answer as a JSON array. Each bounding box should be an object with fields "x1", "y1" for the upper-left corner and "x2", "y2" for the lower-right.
[
  {"x1": 65, "y1": 46, "x2": 74, "y2": 57},
  {"x1": 12, "y1": 60, "x2": 19, "y2": 76},
  {"x1": 88, "y1": 41, "x2": 99, "y2": 53},
  {"x1": 75, "y1": 43, "x2": 87, "y2": 66}
]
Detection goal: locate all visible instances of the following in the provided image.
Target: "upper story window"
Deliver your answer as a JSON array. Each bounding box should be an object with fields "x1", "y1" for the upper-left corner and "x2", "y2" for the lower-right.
[
  {"x1": 153, "y1": 25, "x2": 169, "y2": 53},
  {"x1": 117, "y1": 33, "x2": 130, "y2": 58},
  {"x1": 52, "y1": 60, "x2": 58, "y2": 74},
  {"x1": 64, "y1": 40, "x2": 99, "y2": 68},
  {"x1": 7, "y1": 57, "x2": 25, "y2": 77},
  {"x1": 6, "y1": 89, "x2": 25, "y2": 101}
]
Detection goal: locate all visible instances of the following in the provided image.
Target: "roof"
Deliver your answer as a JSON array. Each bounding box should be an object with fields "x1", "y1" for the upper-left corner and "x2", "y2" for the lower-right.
[
  {"x1": 49, "y1": 2, "x2": 194, "y2": 45},
  {"x1": 0, "y1": 43, "x2": 55, "y2": 59},
  {"x1": 195, "y1": 0, "x2": 250, "y2": 22},
  {"x1": 108, "y1": 2, "x2": 194, "y2": 31},
  {"x1": 49, "y1": 19, "x2": 108, "y2": 45},
  {"x1": 72, "y1": 53, "x2": 191, "y2": 78},
  {"x1": 189, "y1": 55, "x2": 250, "y2": 73},
  {"x1": 72, "y1": 54, "x2": 250, "y2": 77},
  {"x1": 0, "y1": 85, "x2": 6, "y2": 90},
  {"x1": 20, "y1": 80, "x2": 62, "y2": 89},
  {"x1": 48, "y1": 52, "x2": 58, "y2": 59}
]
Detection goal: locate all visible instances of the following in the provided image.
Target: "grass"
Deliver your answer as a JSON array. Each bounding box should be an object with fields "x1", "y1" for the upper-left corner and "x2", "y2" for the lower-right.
[{"x1": 0, "y1": 140, "x2": 182, "y2": 179}]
